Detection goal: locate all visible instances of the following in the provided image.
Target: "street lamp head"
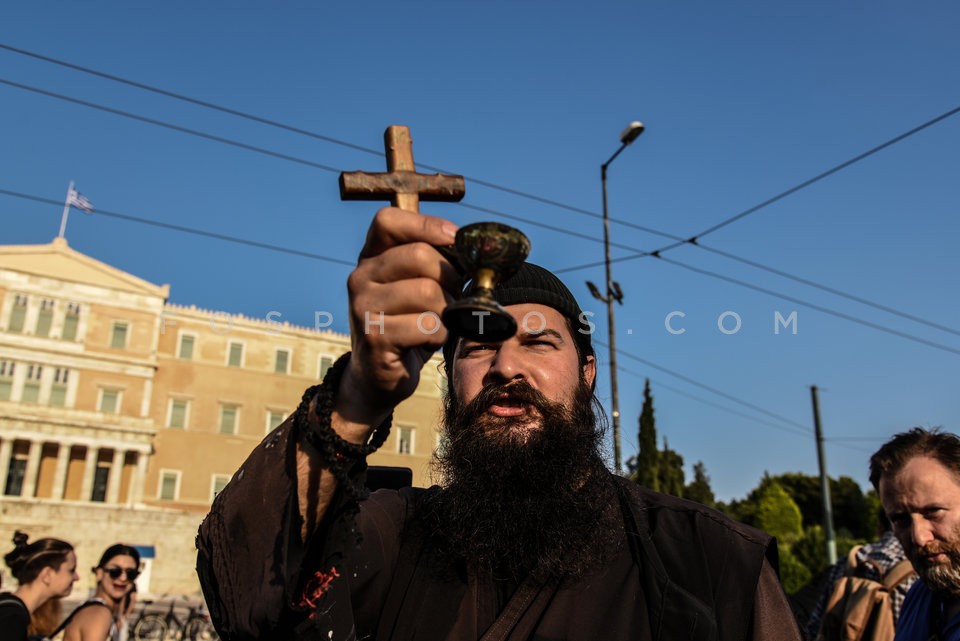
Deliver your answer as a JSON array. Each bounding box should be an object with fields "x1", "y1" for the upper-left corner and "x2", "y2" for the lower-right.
[{"x1": 619, "y1": 121, "x2": 645, "y2": 145}]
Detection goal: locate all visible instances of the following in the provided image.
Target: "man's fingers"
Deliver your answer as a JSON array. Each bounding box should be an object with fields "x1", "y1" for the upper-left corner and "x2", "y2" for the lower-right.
[
  {"x1": 355, "y1": 312, "x2": 449, "y2": 351},
  {"x1": 354, "y1": 279, "x2": 452, "y2": 316},
  {"x1": 359, "y1": 242, "x2": 462, "y2": 292},
  {"x1": 358, "y1": 208, "x2": 458, "y2": 259}
]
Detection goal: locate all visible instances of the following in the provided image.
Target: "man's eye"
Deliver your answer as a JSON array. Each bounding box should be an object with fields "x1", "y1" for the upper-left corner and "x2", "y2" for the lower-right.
[
  {"x1": 526, "y1": 339, "x2": 555, "y2": 348},
  {"x1": 463, "y1": 344, "x2": 494, "y2": 354}
]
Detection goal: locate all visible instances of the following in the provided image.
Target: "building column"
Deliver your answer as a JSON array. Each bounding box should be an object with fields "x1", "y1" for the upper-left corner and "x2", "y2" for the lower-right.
[
  {"x1": 106, "y1": 448, "x2": 124, "y2": 503},
  {"x1": 79, "y1": 445, "x2": 98, "y2": 501},
  {"x1": 51, "y1": 444, "x2": 70, "y2": 500},
  {"x1": 0, "y1": 439, "x2": 12, "y2": 493},
  {"x1": 130, "y1": 451, "x2": 149, "y2": 506},
  {"x1": 21, "y1": 440, "x2": 42, "y2": 498}
]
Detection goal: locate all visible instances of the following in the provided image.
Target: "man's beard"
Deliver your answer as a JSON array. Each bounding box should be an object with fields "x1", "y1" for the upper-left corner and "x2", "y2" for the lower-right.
[
  {"x1": 908, "y1": 527, "x2": 960, "y2": 598},
  {"x1": 419, "y1": 377, "x2": 619, "y2": 584}
]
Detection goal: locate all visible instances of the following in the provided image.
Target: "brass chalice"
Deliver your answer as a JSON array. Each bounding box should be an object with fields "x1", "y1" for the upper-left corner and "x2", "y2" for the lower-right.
[{"x1": 441, "y1": 222, "x2": 531, "y2": 342}]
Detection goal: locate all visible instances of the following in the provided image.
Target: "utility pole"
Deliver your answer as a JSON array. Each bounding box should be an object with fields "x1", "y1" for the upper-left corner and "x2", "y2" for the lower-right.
[{"x1": 811, "y1": 385, "x2": 837, "y2": 565}]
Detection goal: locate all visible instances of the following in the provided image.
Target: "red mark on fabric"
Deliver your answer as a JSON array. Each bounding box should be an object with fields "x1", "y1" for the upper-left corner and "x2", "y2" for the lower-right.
[{"x1": 294, "y1": 566, "x2": 341, "y2": 612}]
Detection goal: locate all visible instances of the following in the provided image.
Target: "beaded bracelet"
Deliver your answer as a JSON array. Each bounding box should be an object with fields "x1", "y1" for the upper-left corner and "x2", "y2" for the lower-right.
[{"x1": 294, "y1": 352, "x2": 392, "y2": 477}]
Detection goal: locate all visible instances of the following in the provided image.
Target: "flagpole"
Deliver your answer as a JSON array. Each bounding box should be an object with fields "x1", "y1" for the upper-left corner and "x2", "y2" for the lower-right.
[{"x1": 58, "y1": 181, "x2": 74, "y2": 239}]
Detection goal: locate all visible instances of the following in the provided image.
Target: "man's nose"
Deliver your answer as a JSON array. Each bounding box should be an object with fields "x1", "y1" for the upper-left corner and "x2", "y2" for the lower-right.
[
  {"x1": 487, "y1": 341, "x2": 525, "y2": 382},
  {"x1": 910, "y1": 516, "x2": 936, "y2": 548}
]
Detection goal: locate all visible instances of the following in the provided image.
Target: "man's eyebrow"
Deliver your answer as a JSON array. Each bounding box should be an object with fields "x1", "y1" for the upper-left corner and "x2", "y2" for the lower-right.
[{"x1": 520, "y1": 328, "x2": 566, "y2": 342}]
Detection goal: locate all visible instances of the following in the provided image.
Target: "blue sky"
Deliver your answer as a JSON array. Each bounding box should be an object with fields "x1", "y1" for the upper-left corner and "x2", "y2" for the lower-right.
[{"x1": 1, "y1": 1, "x2": 957, "y2": 501}]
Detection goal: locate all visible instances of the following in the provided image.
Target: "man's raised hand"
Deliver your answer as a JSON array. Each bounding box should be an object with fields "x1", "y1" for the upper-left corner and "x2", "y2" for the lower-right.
[{"x1": 334, "y1": 208, "x2": 460, "y2": 440}]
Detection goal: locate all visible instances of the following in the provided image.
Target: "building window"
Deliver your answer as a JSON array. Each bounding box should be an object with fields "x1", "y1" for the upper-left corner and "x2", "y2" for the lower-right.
[
  {"x1": 227, "y1": 342, "x2": 244, "y2": 368},
  {"x1": 168, "y1": 399, "x2": 189, "y2": 429},
  {"x1": 91, "y1": 461, "x2": 110, "y2": 502},
  {"x1": 274, "y1": 349, "x2": 290, "y2": 374},
  {"x1": 49, "y1": 368, "x2": 70, "y2": 407},
  {"x1": 99, "y1": 388, "x2": 121, "y2": 414},
  {"x1": 178, "y1": 333, "x2": 196, "y2": 360},
  {"x1": 211, "y1": 474, "x2": 231, "y2": 501},
  {"x1": 0, "y1": 360, "x2": 14, "y2": 401},
  {"x1": 21, "y1": 364, "x2": 42, "y2": 404},
  {"x1": 4, "y1": 448, "x2": 28, "y2": 496},
  {"x1": 110, "y1": 322, "x2": 128, "y2": 349},
  {"x1": 7, "y1": 294, "x2": 28, "y2": 333},
  {"x1": 398, "y1": 426, "x2": 414, "y2": 455},
  {"x1": 158, "y1": 470, "x2": 180, "y2": 501},
  {"x1": 62, "y1": 303, "x2": 80, "y2": 341},
  {"x1": 219, "y1": 404, "x2": 239, "y2": 434},
  {"x1": 318, "y1": 355, "x2": 334, "y2": 379},
  {"x1": 35, "y1": 299, "x2": 54, "y2": 337},
  {"x1": 266, "y1": 410, "x2": 286, "y2": 433}
]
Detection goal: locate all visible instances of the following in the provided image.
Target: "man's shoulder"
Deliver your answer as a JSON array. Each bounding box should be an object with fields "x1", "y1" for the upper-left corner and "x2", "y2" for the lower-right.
[
  {"x1": 616, "y1": 476, "x2": 772, "y2": 548},
  {"x1": 896, "y1": 581, "x2": 936, "y2": 640}
]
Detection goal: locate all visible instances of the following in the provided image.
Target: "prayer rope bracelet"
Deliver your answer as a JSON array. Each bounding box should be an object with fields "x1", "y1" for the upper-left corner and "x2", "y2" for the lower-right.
[{"x1": 294, "y1": 353, "x2": 392, "y2": 495}]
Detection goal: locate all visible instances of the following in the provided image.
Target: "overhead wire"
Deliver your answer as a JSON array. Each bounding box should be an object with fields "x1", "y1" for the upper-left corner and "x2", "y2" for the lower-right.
[
  {"x1": 3, "y1": 75, "x2": 959, "y2": 360},
  {"x1": 655, "y1": 254, "x2": 960, "y2": 357},
  {"x1": 1, "y1": 183, "x2": 897, "y2": 448},
  {"x1": 617, "y1": 364, "x2": 814, "y2": 439},
  {"x1": 0, "y1": 42, "x2": 677, "y2": 240},
  {"x1": 0, "y1": 188, "x2": 355, "y2": 267},
  {"x1": 3, "y1": 55, "x2": 957, "y2": 342},
  {"x1": 596, "y1": 339, "x2": 813, "y2": 437},
  {"x1": 0, "y1": 78, "x2": 621, "y2": 252},
  {"x1": 0, "y1": 78, "x2": 342, "y2": 174},
  {"x1": 558, "y1": 101, "x2": 960, "y2": 273},
  {"x1": 694, "y1": 242, "x2": 960, "y2": 337},
  {"x1": 3, "y1": 43, "x2": 950, "y2": 482},
  {"x1": 3, "y1": 54, "x2": 958, "y2": 443}
]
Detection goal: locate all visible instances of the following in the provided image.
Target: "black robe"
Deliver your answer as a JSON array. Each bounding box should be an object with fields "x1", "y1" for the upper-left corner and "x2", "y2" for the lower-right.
[{"x1": 196, "y1": 419, "x2": 802, "y2": 641}]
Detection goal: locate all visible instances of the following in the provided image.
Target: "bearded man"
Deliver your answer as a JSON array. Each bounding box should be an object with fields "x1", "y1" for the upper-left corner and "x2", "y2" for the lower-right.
[
  {"x1": 872, "y1": 428, "x2": 960, "y2": 640},
  {"x1": 196, "y1": 208, "x2": 802, "y2": 640}
]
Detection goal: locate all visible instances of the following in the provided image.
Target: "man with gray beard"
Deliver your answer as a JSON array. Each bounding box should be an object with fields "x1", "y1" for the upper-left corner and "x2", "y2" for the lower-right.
[
  {"x1": 872, "y1": 427, "x2": 960, "y2": 640},
  {"x1": 197, "y1": 208, "x2": 802, "y2": 640}
]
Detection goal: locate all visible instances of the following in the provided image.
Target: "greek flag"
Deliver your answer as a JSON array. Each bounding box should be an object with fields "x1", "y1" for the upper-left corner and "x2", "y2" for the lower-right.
[{"x1": 67, "y1": 187, "x2": 93, "y2": 213}]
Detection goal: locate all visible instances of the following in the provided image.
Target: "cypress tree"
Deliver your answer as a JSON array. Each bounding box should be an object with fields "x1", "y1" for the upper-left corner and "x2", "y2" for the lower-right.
[{"x1": 636, "y1": 378, "x2": 659, "y2": 490}]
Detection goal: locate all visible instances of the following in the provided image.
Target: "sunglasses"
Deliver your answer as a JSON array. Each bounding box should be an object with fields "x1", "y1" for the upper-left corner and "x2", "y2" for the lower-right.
[{"x1": 103, "y1": 567, "x2": 139, "y2": 581}]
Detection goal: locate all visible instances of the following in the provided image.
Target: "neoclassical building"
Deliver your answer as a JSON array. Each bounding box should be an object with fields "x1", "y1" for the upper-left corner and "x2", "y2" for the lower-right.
[{"x1": 0, "y1": 238, "x2": 444, "y2": 594}]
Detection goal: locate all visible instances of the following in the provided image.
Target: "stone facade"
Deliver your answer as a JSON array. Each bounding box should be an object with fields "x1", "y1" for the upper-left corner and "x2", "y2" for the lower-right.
[{"x1": 0, "y1": 238, "x2": 445, "y2": 596}]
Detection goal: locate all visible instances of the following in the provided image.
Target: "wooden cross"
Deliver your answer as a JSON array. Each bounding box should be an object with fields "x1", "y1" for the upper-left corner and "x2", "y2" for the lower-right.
[{"x1": 339, "y1": 125, "x2": 466, "y2": 213}]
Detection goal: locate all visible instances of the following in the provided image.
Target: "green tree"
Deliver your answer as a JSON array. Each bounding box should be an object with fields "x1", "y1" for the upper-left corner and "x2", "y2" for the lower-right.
[
  {"x1": 758, "y1": 473, "x2": 876, "y2": 539},
  {"x1": 791, "y1": 525, "x2": 863, "y2": 578},
  {"x1": 684, "y1": 461, "x2": 716, "y2": 508},
  {"x1": 865, "y1": 489, "x2": 885, "y2": 531},
  {"x1": 636, "y1": 379, "x2": 659, "y2": 491},
  {"x1": 756, "y1": 481, "x2": 803, "y2": 542},
  {"x1": 778, "y1": 547, "x2": 813, "y2": 595},
  {"x1": 657, "y1": 438, "x2": 685, "y2": 497},
  {"x1": 770, "y1": 473, "x2": 820, "y2": 528},
  {"x1": 831, "y1": 476, "x2": 873, "y2": 538}
]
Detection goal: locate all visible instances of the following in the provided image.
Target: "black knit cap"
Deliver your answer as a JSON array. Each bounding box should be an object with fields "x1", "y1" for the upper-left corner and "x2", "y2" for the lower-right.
[{"x1": 442, "y1": 262, "x2": 594, "y2": 366}]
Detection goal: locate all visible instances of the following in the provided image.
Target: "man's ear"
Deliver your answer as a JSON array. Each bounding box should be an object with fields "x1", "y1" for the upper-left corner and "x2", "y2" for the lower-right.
[{"x1": 582, "y1": 355, "x2": 596, "y2": 389}]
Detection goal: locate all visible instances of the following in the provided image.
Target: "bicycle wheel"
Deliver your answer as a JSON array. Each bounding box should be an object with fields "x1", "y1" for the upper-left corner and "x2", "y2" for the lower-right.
[
  {"x1": 133, "y1": 614, "x2": 168, "y2": 641},
  {"x1": 184, "y1": 615, "x2": 218, "y2": 641}
]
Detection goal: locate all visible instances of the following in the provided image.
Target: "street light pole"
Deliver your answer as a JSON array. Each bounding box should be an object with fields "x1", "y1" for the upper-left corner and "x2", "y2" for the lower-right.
[{"x1": 587, "y1": 121, "x2": 644, "y2": 475}]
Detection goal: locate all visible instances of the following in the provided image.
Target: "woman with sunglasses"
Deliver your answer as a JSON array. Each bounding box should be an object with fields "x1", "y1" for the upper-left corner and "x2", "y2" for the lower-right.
[
  {"x1": 1, "y1": 530, "x2": 78, "y2": 641},
  {"x1": 61, "y1": 544, "x2": 140, "y2": 641}
]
